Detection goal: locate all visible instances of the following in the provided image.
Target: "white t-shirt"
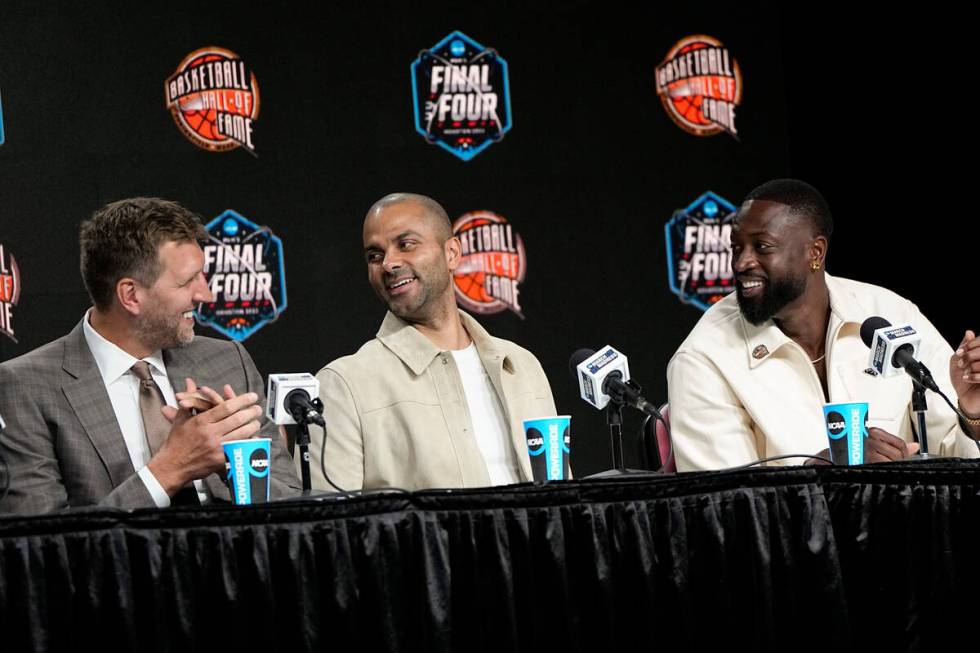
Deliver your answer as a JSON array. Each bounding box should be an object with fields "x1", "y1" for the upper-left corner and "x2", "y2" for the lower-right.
[{"x1": 451, "y1": 343, "x2": 522, "y2": 485}]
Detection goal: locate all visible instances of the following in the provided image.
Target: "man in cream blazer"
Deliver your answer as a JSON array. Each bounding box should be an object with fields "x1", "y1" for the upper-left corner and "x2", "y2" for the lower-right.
[{"x1": 306, "y1": 193, "x2": 556, "y2": 492}]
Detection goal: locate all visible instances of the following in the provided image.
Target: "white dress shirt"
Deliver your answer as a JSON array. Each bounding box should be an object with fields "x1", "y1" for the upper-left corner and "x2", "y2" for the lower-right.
[{"x1": 82, "y1": 311, "x2": 207, "y2": 506}]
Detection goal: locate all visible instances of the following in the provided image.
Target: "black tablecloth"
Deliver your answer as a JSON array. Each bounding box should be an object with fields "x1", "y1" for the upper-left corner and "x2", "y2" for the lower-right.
[{"x1": 2, "y1": 460, "x2": 978, "y2": 652}]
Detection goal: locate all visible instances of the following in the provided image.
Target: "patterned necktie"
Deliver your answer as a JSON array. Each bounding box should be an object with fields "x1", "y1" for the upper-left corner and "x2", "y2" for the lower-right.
[
  {"x1": 131, "y1": 360, "x2": 169, "y2": 455},
  {"x1": 130, "y1": 361, "x2": 201, "y2": 506}
]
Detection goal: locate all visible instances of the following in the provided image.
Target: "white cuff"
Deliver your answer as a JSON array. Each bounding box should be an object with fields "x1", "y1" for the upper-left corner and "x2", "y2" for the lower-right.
[{"x1": 138, "y1": 466, "x2": 172, "y2": 508}]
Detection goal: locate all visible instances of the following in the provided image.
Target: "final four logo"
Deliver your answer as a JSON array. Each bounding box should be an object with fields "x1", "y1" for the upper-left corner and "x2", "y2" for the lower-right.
[
  {"x1": 664, "y1": 191, "x2": 736, "y2": 311},
  {"x1": 453, "y1": 211, "x2": 525, "y2": 318},
  {"x1": 411, "y1": 31, "x2": 512, "y2": 161},
  {"x1": 0, "y1": 243, "x2": 21, "y2": 343},
  {"x1": 196, "y1": 210, "x2": 286, "y2": 341},
  {"x1": 655, "y1": 35, "x2": 742, "y2": 138},
  {"x1": 165, "y1": 47, "x2": 260, "y2": 155}
]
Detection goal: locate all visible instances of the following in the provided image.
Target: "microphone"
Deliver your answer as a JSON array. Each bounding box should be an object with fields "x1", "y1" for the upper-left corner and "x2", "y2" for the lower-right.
[
  {"x1": 860, "y1": 317, "x2": 939, "y2": 392},
  {"x1": 267, "y1": 373, "x2": 325, "y2": 427},
  {"x1": 569, "y1": 346, "x2": 661, "y2": 416},
  {"x1": 267, "y1": 373, "x2": 325, "y2": 494}
]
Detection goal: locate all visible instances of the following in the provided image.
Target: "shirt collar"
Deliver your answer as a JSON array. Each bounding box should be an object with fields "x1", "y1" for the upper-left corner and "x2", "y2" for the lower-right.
[
  {"x1": 741, "y1": 273, "x2": 869, "y2": 368},
  {"x1": 376, "y1": 309, "x2": 508, "y2": 376},
  {"x1": 81, "y1": 309, "x2": 167, "y2": 384}
]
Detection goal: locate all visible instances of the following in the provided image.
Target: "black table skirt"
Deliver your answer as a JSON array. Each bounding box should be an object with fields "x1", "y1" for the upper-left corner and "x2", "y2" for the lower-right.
[{"x1": 2, "y1": 460, "x2": 978, "y2": 652}]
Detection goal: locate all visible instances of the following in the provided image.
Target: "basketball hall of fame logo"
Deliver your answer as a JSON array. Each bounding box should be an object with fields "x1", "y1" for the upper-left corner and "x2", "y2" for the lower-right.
[
  {"x1": 165, "y1": 47, "x2": 260, "y2": 155},
  {"x1": 655, "y1": 35, "x2": 742, "y2": 138},
  {"x1": 0, "y1": 243, "x2": 21, "y2": 343},
  {"x1": 452, "y1": 210, "x2": 525, "y2": 318}
]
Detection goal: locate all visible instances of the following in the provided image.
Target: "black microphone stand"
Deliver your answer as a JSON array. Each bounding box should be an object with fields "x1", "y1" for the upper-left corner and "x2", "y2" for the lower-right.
[
  {"x1": 289, "y1": 398, "x2": 325, "y2": 494},
  {"x1": 585, "y1": 379, "x2": 650, "y2": 478},
  {"x1": 607, "y1": 396, "x2": 626, "y2": 472},
  {"x1": 909, "y1": 379, "x2": 931, "y2": 459}
]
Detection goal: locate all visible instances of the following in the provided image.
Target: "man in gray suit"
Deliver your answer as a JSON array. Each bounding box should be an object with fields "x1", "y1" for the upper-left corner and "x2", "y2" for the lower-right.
[{"x1": 0, "y1": 198, "x2": 300, "y2": 514}]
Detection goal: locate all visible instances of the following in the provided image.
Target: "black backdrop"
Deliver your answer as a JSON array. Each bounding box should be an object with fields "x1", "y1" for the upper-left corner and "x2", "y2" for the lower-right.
[{"x1": 0, "y1": 3, "x2": 970, "y2": 476}]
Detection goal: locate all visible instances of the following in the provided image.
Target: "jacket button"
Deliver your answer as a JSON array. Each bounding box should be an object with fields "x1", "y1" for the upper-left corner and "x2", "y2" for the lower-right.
[{"x1": 442, "y1": 357, "x2": 448, "y2": 364}]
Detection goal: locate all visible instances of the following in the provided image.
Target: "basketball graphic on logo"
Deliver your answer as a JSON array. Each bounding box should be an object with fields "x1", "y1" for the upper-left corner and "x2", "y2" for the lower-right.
[
  {"x1": 179, "y1": 53, "x2": 225, "y2": 142},
  {"x1": 452, "y1": 211, "x2": 526, "y2": 318},
  {"x1": 455, "y1": 270, "x2": 493, "y2": 304},
  {"x1": 666, "y1": 42, "x2": 713, "y2": 129},
  {"x1": 655, "y1": 35, "x2": 742, "y2": 138},
  {"x1": 165, "y1": 46, "x2": 261, "y2": 154}
]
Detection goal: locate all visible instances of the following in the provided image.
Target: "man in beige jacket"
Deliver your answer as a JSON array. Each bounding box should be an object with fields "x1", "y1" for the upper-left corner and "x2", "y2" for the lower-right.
[{"x1": 305, "y1": 193, "x2": 556, "y2": 492}]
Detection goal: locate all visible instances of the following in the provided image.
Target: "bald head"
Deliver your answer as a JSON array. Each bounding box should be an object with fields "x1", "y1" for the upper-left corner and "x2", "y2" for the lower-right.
[
  {"x1": 365, "y1": 193, "x2": 453, "y2": 241},
  {"x1": 362, "y1": 192, "x2": 462, "y2": 324}
]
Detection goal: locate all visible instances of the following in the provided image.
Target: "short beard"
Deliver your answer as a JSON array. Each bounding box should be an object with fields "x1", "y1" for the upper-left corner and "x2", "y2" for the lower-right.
[
  {"x1": 134, "y1": 310, "x2": 190, "y2": 351},
  {"x1": 385, "y1": 272, "x2": 452, "y2": 323},
  {"x1": 386, "y1": 285, "x2": 430, "y2": 321},
  {"x1": 737, "y1": 275, "x2": 807, "y2": 326}
]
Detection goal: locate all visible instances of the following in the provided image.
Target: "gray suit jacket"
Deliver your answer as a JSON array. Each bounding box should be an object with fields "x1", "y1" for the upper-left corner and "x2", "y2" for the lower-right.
[{"x1": 0, "y1": 319, "x2": 301, "y2": 514}]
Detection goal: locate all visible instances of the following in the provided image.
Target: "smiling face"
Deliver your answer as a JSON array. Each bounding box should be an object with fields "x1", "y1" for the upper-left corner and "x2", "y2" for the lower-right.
[
  {"x1": 362, "y1": 199, "x2": 460, "y2": 323},
  {"x1": 133, "y1": 240, "x2": 213, "y2": 350},
  {"x1": 730, "y1": 199, "x2": 819, "y2": 325}
]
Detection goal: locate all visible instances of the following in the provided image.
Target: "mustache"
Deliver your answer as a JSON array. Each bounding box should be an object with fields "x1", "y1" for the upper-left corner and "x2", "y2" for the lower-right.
[{"x1": 383, "y1": 270, "x2": 416, "y2": 284}]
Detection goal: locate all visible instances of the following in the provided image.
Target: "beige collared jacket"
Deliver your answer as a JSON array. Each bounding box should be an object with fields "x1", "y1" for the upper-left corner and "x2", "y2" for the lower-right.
[{"x1": 305, "y1": 310, "x2": 557, "y2": 491}]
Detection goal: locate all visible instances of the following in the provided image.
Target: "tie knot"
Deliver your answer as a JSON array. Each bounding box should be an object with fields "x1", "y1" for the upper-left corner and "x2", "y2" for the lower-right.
[{"x1": 131, "y1": 360, "x2": 153, "y2": 382}]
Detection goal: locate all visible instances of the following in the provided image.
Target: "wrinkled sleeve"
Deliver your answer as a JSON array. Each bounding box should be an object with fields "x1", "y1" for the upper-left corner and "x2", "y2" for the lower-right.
[
  {"x1": 667, "y1": 350, "x2": 760, "y2": 471},
  {"x1": 0, "y1": 363, "x2": 155, "y2": 514},
  {"x1": 306, "y1": 366, "x2": 364, "y2": 492}
]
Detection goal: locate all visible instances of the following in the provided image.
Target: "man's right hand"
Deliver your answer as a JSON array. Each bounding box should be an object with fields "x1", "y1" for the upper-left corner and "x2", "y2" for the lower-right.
[
  {"x1": 147, "y1": 380, "x2": 263, "y2": 496},
  {"x1": 809, "y1": 428, "x2": 919, "y2": 466},
  {"x1": 864, "y1": 427, "x2": 919, "y2": 463}
]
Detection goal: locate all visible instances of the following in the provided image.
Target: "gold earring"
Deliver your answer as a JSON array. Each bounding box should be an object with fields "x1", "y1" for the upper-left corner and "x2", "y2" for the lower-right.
[{"x1": 811, "y1": 260, "x2": 821, "y2": 272}]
